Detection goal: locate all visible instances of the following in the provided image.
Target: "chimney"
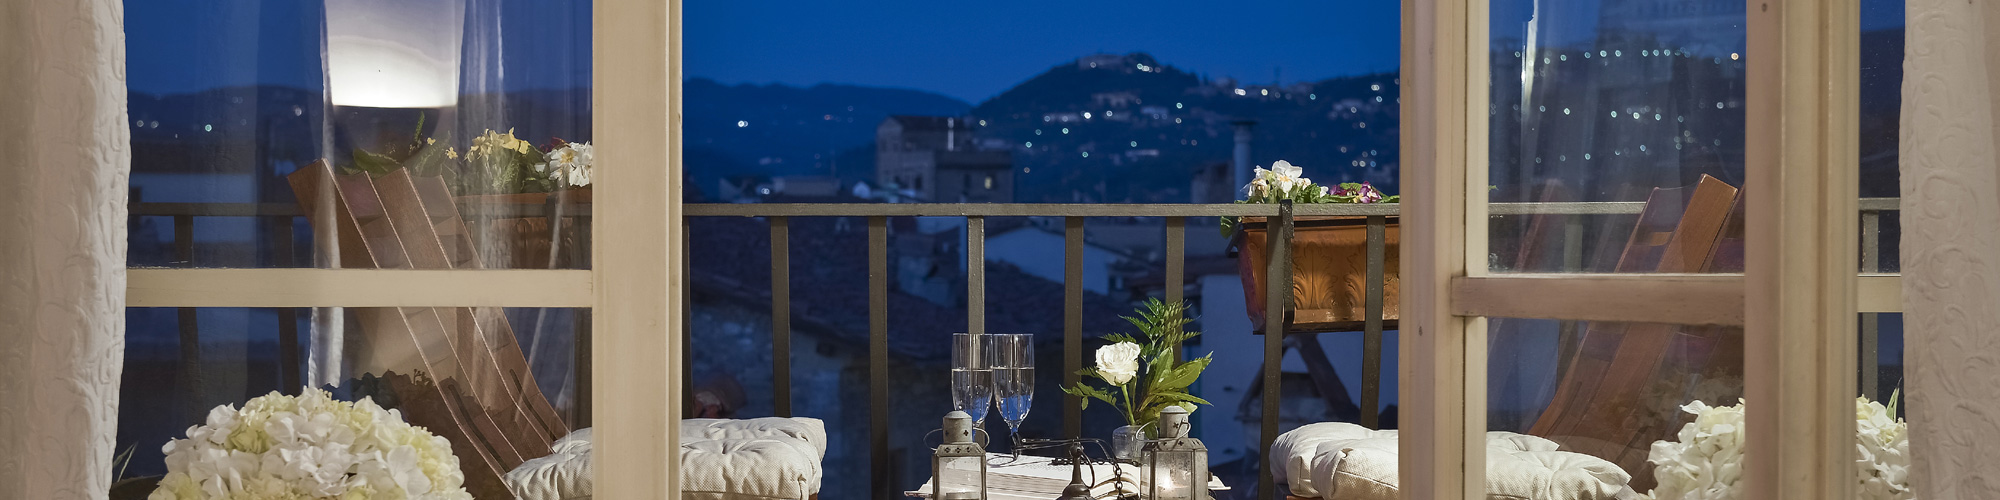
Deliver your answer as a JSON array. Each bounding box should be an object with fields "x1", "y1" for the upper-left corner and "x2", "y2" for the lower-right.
[{"x1": 1231, "y1": 120, "x2": 1257, "y2": 199}]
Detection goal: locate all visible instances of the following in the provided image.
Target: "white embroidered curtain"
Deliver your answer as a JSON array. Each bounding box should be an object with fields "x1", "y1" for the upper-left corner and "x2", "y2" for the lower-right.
[
  {"x1": 1902, "y1": 0, "x2": 2000, "y2": 496},
  {"x1": 0, "y1": 0, "x2": 130, "y2": 498}
]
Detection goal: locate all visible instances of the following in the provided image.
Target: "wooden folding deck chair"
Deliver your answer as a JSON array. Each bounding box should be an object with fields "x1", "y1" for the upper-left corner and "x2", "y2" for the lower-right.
[
  {"x1": 289, "y1": 161, "x2": 571, "y2": 498},
  {"x1": 1526, "y1": 174, "x2": 1744, "y2": 490}
]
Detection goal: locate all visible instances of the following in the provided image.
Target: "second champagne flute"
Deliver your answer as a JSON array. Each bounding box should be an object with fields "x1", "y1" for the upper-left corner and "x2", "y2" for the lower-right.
[{"x1": 987, "y1": 333, "x2": 1035, "y2": 449}]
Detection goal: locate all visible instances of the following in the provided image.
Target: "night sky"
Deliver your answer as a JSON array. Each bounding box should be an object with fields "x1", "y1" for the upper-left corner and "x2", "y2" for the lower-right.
[
  {"x1": 125, "y1": 0, "x2": 1402, "y2": 103},
  {"x1": 126, "y1": 0, "x2": 1901, "y2": 102},
  {"x1": 688, "y1": 0, "x2": 1401, "y2": 103}
]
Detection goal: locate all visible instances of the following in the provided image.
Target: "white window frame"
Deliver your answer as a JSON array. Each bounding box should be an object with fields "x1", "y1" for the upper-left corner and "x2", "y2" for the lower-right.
[
  {"x1": 122, "y1": 0, "x2": 685, "y2": 496},
  {"x1": 1400, "y1": 0, "x2": 1864, "y2": 498}
]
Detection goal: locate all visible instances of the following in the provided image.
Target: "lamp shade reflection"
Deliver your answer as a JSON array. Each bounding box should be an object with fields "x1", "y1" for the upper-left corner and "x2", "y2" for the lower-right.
[{"x1": 324, "y1": 0, "x2": 465, "y2": 109}]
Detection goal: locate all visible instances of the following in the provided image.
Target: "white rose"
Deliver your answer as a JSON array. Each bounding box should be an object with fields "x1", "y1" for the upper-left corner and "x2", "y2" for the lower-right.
[{"x1": 1094, "y1": 342, "x2": 1142, "y2": 386}]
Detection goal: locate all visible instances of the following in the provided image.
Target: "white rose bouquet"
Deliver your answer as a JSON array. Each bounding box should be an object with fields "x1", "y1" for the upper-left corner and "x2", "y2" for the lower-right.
[
  {"x1": 1061, "y1": 299, "x2": 1212, "y2": 430},
  {"x1": 150, "y1": 388, "x2": 472, "y2": 500},
  {"x1": 1222, "y1": 160, "x2": 1400, "y2": 236},
  {"x1": 1643, "y1": 392, "x2": 1912, "y2": 500}
]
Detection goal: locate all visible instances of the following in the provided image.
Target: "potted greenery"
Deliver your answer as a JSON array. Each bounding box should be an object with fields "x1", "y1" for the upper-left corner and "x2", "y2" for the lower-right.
[
  {"x1": 1224, "y1": 160, "x2": 1401, "y2": 333},
  {"x1": 347, "y1": 122, "x2": 594, "y2": 269},
  {"x1": 1062, "y1": 299, "x2": 1212, "y2": 460}
]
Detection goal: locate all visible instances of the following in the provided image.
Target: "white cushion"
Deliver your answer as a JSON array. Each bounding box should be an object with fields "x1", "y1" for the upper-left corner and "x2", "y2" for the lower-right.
[
  {"x1": 1274, "y1": 423, "x2": 1628, "y2": 500},
  {"x1": 507, "y1": 429, "x2": 594, "y2": 500},
  {"x1": 507, "y1": 419, "x2": 829, "y2": 500},
  {"x1": 683, "y1": 417, "x2": 828, "y2": 459},
  {"x1": 1271, "y1": 422, "x2": 1397, "y2": 497},
  {"x1": 681, "y1": 438, "x2": 822, "y2": 500}
]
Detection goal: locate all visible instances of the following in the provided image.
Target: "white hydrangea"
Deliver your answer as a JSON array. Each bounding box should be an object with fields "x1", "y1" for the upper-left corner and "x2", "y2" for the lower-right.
[
  {"x1": 151, "y1": 389, "x2": 472, "y2": 500},
  {"x1": 1854, "y1": 396, "x2": 1913, "y2": 499},
  {"x1": 544, "y1": 142, "x2": 593, "y2": 188},
  {"x1": 1642, "y1": 397, "x2": 1913, "y2": 500}
]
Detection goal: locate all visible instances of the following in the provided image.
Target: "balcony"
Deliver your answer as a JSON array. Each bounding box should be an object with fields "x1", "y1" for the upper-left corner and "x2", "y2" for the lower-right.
[{"x1": 129, "y1": 196, "x2": 1903, "y2": 499}]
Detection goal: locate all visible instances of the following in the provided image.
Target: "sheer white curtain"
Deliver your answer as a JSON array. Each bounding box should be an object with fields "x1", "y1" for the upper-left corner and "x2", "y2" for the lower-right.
[
  {"x1": 0, "y1": 0, "x2": 130, "y2": 498},
  {"x1": 1902, "y1": 0, "x2": 2000, "y2": 496}
]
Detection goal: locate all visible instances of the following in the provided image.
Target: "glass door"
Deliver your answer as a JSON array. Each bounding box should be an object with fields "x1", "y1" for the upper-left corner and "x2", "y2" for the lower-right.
[
  {"x1": 1399, "y1": 0, "x2": 1862, "y2": 498},
  {"x1": 119, "y1": 0, "x2": 677, "y2": 498}
]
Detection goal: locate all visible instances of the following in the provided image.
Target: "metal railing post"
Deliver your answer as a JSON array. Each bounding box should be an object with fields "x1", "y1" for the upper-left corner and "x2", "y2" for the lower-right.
[
  {"x1": 1259, "y1": 201, "x2": 1293, "y2": 500},
  {"x1": 270, "y1": 217, "x2": 302, "y2": 394},
  {"x1": 770, "y1": 216, "x2": 792, "y2": 417},
  {"x1": 967, "y1": 216, "x2": 985, "y2": 335},
  {"x1": 1860, "y1": 210, "x2": 1881, "y2": 399},
  {"x1": 1063, "y1": 216, "x2": 1085, "y2": 440},
  {"x1": 173, "y1": 214, "x2": 204, "y2": 424},
  {"x1": 1362, "y1": 215, "x2": 1386, "y2": 429},
  {"x1": 1165, "y1": 216, "x2": 1185, "y2": 361},
  {"x1": 867, "y1": 216, "x2": 890, "y2": 500}
]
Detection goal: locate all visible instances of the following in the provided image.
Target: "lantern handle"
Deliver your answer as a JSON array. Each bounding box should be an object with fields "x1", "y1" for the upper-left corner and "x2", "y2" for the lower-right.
[{"x1": 921, "y1": 428, "x2": 994, "y2": 450}]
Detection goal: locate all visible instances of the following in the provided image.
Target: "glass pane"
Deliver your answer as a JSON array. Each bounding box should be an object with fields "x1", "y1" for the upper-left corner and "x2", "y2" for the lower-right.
[
  {"x1": 1487, "y1": 318, "x2": 1744, "y2": 498},
  {"x1": 116, "y1": 307, "x2": 588, "y2": 499},
  {"x1": 1854, "y1": 1, "x2": 1912, "y2": 496},
  {"x1": 1487, "y1": 0, "x2": 1747, "y2": 274},
  {"x1": 1858, "y1": 0, "x2": 1903, "y2": 275},
  {"x1": 125, "y1": 0, "x2": 592, "y2": 269}
]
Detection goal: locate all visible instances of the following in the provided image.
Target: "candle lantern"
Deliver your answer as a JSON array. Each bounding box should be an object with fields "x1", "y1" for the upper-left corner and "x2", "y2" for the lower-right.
[
  {"x1": 932, "y1": 411, "x2": 988, "y2": 500},
  {"x1": 1142, "y1": 406, "x2": 1208, "y2": 500}
]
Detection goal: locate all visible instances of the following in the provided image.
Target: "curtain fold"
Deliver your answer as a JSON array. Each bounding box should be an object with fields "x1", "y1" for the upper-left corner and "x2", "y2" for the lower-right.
[
  {"x1": 0, "y1": 0, "x2": 131, "y2": 498},
  {"x1": 1901, "y1": 0, "x2": 2000, "y2": 496}
]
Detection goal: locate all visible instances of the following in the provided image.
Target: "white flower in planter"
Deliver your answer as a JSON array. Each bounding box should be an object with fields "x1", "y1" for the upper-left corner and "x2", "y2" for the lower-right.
[
  {"x1": 1267, "y1": 160, "x2": 1305, "y2": 196},
  {"x1": 1094, "y1": 342, "x2": 1142, "y2": 385},
  {"x1": 545, "y1": 142, "x2": 594, "y2": 188}
]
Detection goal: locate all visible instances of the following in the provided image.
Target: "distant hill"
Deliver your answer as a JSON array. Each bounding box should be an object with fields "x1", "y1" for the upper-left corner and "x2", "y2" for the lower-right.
[
  {"x1": 682, "y1": 78, "x2": 972, "y2": 190},
  {"x1": 684, "y1": 54, "x2": 1403, "y2": 203},
  {"x1": 967, "y1": 53, "x2": 1400, "y2": 202}
]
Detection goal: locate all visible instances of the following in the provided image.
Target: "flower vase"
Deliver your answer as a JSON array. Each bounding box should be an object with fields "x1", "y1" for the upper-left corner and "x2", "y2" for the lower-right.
[{"x1": 1111, "y1": 424, "x2": 1145, "y2": 460}]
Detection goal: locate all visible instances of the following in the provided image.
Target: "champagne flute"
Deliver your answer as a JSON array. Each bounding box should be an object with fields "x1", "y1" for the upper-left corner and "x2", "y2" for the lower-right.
[
  {"x1": 987, "y1": 333, "x2": 1035, "y2": 449},
  {"x1": 951, "y1": 333, "x2": 994, "y2": 426}
]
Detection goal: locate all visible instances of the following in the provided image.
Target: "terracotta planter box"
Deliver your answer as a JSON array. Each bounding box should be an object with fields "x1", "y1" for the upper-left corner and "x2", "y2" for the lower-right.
[
  {"x1": 1237, "y1": 215, "x2": 1401, "y2": 333},
  {"x1": 454, "y1": 188, "x2": 591, "y2": 269}
]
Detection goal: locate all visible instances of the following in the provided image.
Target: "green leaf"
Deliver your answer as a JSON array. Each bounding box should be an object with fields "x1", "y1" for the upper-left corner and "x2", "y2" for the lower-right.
[
  {"x1": 411, "y1": 112, "x2": 427, "y2": 146},
  {"x1": 1148, "y1": 391, "x2": 1213, "y2": 407},
  {"x1": 352, "y1": 148, "x2": 402, "y2": 175},
  {"x1": 1152, "y1": 355, "x2": 1211, "y2": 392},
  {"x1": 1061, "y1": 383, "x2": 1119, "y2": 410},
  {"x1": 403, "y1": 131, "x2": 455, "y2": 178},
  {"x1": 1887, "y1": 388, "x2": 1901, "y2": 418}
]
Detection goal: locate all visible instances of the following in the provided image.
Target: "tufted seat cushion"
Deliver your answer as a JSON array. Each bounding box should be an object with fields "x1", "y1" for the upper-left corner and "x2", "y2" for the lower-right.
[
  {"x1": 682, "y1": 418, "x2": 828, "y2": 460},
  {"x1": 506, "y1": 418, "x2": 827, "y2": 500},
  {"x1": 1275, "y1": 422, "x2": 1633, "y2": 500},
  {"x1": 680, "y1": 438, "x2": 822, "y2": 500}
]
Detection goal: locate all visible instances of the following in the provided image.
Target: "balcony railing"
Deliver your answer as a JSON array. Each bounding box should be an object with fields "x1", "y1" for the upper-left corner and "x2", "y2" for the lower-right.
[{"x1": 133, "y1": 197, "x2": 1902, "y2": 499}]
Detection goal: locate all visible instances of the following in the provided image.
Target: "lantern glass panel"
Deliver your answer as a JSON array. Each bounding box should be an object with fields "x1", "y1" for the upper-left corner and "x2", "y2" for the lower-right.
[
  {"x1": 1146, "y1": 450, "x2": 1200, "y2": 500},
  {"x1": 936, "y1": 455, "x2": 985, "y2": 499}
]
